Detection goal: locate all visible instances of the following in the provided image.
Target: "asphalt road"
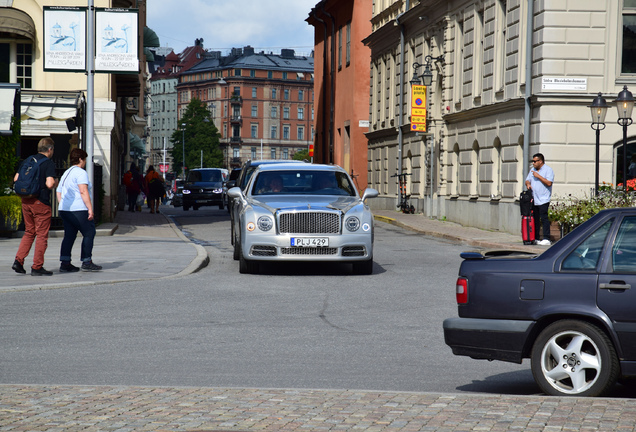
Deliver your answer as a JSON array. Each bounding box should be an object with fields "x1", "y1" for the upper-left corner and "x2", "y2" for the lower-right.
[{"x1": 2, "y1": 206, "x2": 634, "y2": 397}]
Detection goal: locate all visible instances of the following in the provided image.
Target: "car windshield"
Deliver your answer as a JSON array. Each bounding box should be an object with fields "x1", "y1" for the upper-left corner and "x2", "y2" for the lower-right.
[
  {"x1": 251, "y1": 171, "x2": 356, "y2": 196},
  {"x1": 188, "y1": 170, "x2": 222, "y2": 182}
]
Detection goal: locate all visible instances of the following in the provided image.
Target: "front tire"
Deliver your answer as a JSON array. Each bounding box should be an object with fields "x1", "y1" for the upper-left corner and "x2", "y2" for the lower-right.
[
  {"x1": 531, "y1": 320, "x2": 619, "y2": 397},
  {"x1": 183, "y1": 204, "x2": 190, "y2": 211},
  {"x1": 352, "y1": 258, "x2": 373, "y2": 275},
  {"x1": 239, "y1": 253, "x2": 258, "y2": 274},
  {"x1": 233, "y1": 232, "x2": 240, "y2": 260}
]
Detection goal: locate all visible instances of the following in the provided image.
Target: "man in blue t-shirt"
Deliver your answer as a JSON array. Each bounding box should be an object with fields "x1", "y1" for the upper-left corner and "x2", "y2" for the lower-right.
[
  {"x1": 12, "y1": 137, "x2": 58, "y2": 276},
  {"x1": 525, "y1": 153, "x2": 554, "y2": 246}
]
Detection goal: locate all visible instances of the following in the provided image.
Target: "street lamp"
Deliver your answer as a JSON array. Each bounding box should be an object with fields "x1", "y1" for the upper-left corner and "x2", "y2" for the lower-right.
[
  {"x1": 181, "y1": 122, "x2": 186, "y2": 180},
  {"x1": 588, "y1": 92, "x2": 608, "y2": 196},
  {"x1": 411, "y1": 55, "x2": 444, "y2": 86},
  {"x1": 616, "y1": 85, "x2": 634, "y2": 193}
]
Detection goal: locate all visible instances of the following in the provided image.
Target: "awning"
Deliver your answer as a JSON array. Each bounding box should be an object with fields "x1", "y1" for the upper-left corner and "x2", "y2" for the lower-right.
[
  {"x1": 0, "y1": 8, "x2": 36, "y2": 39},
  {"x1": 144, "y1": 26, "x2": 160, "y2": 48},
  {"x1": 144, "y1": 47, "x2": 155, "y2": 62},
  {"x1": 20, "y1": 90, "x2": 84, "y2": 121},
  {"x1": 0, "y1": 84, "x2": 20, "y2": 136}
]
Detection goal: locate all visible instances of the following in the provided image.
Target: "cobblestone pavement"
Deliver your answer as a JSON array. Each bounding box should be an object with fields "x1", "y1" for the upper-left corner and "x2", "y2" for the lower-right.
[{"x1": 1, "y1": 385, "x2": 636, "y2": 431}]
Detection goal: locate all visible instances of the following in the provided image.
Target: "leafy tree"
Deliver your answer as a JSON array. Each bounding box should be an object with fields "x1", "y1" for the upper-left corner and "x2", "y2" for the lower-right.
[
  {"x1": 293, "y1": 148, "x2": 309, "y2": 161},
  {"x1": 170, "y1": 99, "x2": 223, "y2": 178},
  {"x1": 0, "y1": 117, "x2": 20, "y2": 195}
]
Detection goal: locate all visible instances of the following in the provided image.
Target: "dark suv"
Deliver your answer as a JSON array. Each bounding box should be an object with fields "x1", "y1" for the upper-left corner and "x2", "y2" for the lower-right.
[{"x1": 182, "y1": 168, "x2": 225, "y2": 211}]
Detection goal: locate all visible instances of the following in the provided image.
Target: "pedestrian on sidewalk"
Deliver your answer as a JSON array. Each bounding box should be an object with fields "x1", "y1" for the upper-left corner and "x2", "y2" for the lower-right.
[
  {"x1": 56, "y1": 148, "x2": 102, "y2": 272},
  {"x1": 12, "y1": 137, "x2": 58, "y2": 276},
  {"x1": 525, "y1": 153, "x2": 554, "y2": 246},
  {"x1": 144, "y1": 165, "x2": 165, "y2": 214},
  {"x1": 123, "y1": 162, "x2": 143, "y2": 212}
]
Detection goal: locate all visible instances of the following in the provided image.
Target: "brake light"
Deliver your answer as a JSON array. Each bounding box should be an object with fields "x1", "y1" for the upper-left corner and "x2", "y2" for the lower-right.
[{"x1": 456, "y1": 277, "x2": 468, "y2": 304}]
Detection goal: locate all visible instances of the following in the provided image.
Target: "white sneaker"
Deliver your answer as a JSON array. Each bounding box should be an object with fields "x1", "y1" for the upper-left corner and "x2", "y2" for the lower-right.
[{"x1": 537, "y1": 239, "x2": 551, "y2": 246}]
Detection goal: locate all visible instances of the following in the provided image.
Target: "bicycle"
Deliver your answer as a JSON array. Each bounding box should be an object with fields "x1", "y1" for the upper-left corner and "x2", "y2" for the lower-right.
[{"x1": 391, "y1": 172, "x2": 415, "y2": 214}]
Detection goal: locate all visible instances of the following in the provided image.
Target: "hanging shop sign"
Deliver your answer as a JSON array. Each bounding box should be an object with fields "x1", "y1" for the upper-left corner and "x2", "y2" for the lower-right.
[
  {"x1": 95, "y1": 8, "x2": 139, "y2": 73},
  {"x1": 43, "y1": 6, "x2": 87, "y2": 72}
]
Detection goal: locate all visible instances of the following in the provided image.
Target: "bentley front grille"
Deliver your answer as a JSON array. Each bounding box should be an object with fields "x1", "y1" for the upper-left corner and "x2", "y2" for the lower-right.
[
  {"x1": 281, "y1": 247, "x2": 338, "y2": 255},
  {"x1": 251, "y1": 246, "x2": 277, "y2": 256},
  {"x1": 342, "y1": 246, "x2": 366, "y2": 257},
  {"x1": 278, "y1": 211, "x2": 341, "y2": 234}
]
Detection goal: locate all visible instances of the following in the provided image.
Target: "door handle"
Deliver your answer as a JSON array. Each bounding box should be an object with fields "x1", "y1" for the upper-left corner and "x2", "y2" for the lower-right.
[{"x1": 599, "y1": 283, "x2": 631, "y2": 290}]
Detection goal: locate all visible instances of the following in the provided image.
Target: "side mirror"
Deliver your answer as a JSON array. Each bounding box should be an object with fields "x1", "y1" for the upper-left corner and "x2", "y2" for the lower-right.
[
  {"x1": 227, "y1": 186, "x2": 243, "y2": 199},
  {"x1": 361, "y1": 188, "x2": 379, "y2": 201}
]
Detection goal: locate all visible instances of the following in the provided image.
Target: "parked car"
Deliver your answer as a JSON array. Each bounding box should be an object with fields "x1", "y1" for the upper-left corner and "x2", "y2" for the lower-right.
[
  {"x1": 229, "y1": 160, "x2": 305, "y2": 243},
  {"x1": 443, "y1": 207, "x2": 636, "y2": 397},
  {"x1": 223, "y1": 167, "x2": 242, "y2": 212},
  {"x1": 171, "y1": 179, "x2": 184, "y2": 207},
  {"x1": 227, "y1": 163, "x2": 378, "y2": 275},
  {"x1": 182, "y1": 168, "x2": 225, "y2": 211}
]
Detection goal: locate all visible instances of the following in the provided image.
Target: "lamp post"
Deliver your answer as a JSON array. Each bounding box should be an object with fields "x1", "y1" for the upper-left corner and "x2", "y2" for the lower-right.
[
  {"x1": 410, "y1": 55, "x2": 444, "y2": 86},
  {"x1": 588, "y1": 92, "x2": 608, "y2": 196},
  {"x1": 181, "y1": 123, "x2": 186, "y2": 180},
  {"x1": 616, "y1": 85, "x2": 634, "y2": 194}
]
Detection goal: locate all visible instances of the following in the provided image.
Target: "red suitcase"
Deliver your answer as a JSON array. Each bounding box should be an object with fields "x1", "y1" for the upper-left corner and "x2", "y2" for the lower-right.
[{"x1": 522, "y1": 213, "x2": 535, "y2": 245}]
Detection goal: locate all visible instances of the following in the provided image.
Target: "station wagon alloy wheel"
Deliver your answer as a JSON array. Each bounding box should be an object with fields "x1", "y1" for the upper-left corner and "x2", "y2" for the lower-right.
[{"x1": 531, "y1": 320, "x2": 619, "y2": 397}]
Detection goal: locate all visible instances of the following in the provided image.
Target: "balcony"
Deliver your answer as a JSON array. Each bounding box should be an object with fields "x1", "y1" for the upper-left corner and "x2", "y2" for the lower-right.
[
  {"x1": 230, "y1": 136, "x2": 243, "y2": 143},
  {"x1": 230, "y1": 115, "x2": 242, "y2": 125},
  {"x1": 230, "y1": 93, "x2": 242, "y2": 105}
]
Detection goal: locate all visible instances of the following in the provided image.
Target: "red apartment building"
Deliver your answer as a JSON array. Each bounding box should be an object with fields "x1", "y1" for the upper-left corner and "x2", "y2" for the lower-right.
[
  {"x1": 177, "y1": 46, "x2": 315, "y2": 168},
  {"x1": 307, "y1": 0, "x2": 372, "y2": 191}
]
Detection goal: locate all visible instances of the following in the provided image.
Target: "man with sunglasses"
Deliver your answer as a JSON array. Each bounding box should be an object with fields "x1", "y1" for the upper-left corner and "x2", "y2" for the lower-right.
[{"x1": 525, "y1": 153, "x2": 554, "y2": 246}]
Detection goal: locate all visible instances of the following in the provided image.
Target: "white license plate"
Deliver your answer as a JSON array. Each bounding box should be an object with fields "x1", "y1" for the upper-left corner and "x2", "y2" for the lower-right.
[{"x1": 291, "y1": 237, "x2": 329, "y2": 247}]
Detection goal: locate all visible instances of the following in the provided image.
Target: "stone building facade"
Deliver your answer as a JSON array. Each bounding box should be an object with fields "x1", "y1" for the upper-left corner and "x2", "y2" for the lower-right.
[{"x1": 364, "y1": 0, "x2": 636, "y2": 234}]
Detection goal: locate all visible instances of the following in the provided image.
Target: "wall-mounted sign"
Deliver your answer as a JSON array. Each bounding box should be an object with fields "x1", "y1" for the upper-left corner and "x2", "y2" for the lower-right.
[
  {"x1": 411, "y1": 85, "x2": 427, "y2": 132},
  {"x1": 95, "y1": 8, "x2": 139, "y2": 73},
  {"x1": 43, "y1": 6, "x2": 87, "y2": 72},
  {"x1": 541, "y1": 77, "x2": 587, "y2": 91}
]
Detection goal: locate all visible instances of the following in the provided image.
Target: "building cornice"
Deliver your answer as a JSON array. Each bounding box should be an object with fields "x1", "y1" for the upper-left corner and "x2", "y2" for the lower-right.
[{"x1": 442, "y1": 98, "x2": 526, "y2": 124}]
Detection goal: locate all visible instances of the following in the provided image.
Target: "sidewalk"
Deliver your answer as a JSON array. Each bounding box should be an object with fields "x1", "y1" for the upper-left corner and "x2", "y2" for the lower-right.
[{"x1": 0, "y1": 207, "x2": 208, "y2": 292}]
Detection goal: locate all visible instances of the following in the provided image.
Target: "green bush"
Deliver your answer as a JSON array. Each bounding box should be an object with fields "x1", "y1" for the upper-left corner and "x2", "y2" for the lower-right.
[
  {"x1": 0, "y1": 117, "x2": 20, "y2": 196},
  {"x1": 0, "y1": 195, "x2": 22, "y2": 227}
]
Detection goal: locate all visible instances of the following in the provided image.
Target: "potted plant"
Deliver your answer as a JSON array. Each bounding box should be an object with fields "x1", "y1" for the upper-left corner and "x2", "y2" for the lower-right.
[
  {"x1": 0, "y1": 116, "x2": 20, "y2": 236},
  {"x1": 0, "y1": 194, "x2": 22, "y2": 234}
]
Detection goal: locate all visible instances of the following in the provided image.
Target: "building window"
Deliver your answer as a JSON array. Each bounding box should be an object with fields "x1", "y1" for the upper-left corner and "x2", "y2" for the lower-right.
[
  {"x1": 346, "y1": 21, "x2": 351, "y2": 66},
  {"x1": 473, "y1": 9, "x2": 484, "y2": 98},
  {"x1": 297, "y1": 126, "x2": 304, "y2": 141},
  {"x1": 283, "y1": 148, "x2": 289, "y2": 159},
  {"x1": 311, "y1": 107, "x2": 314, "y2": 120},
  {"x1": 272, "y1": 88, "x2": 277, "y2": 99},
  {"x1": 284, "y1": 89, "x2": 290, "y2": 100},
  {"x1": 234, "y1": 69, "x2": 241, "y2": 76},
  {"x1": 233, "y1": 106, "x2": 241, "y2": 118},
  {"x1": 270, "y1": 148, "x2": 276, "y2": 159},
  {"x1": 252, "y1": 87, "x2": 257, "y2": 98},
  {"x1": 251, "y1": 105, "x2": 257, "y2": 117},
  {"x1": 268, "y1": 71, "x2": 273, "y2": 79},
  {"x1": 297, "y1": 107, "x2": 304, "y2": 120},
  {"x1": 232, "y1": 124, "x2": 240, "y2": 137},
  {"x1": 298, "y1": 90, "x2": 304, "y2": 101},
  {"x1": 338, "y1": 26, "x2": 343, "y2": 69},
  {"x1": 233, "y1": 147, "x2": 240, "y2": 157},
  {"x1": 1, "y1": 42, "x2": 34, "y2": 88},
  {"x1": 271, "y1": 106, "x2": 278, "y2": 118},
  {"x1": 251, "y1": 124, "x2": 258, "y2": 138},
  {"x1": 495, "y1": 0, "x2": 507, "y2": 91},
  {"x1": 283, "y1": 107, "x2": 290, "y2": 119},
  {"x1": 283, "y1": 125, "x2": 290, "y2": 139},
  {"x1": 271, "y1": 125, "x2": 278, "y2": 139},
  {"x1": 283, "y1": 72, "x2": 288, "y2": 79},
  {"x1": 251, "y1": 147, "x2": 257, "y2": 159},
  {"x1": 250, "y1": 69, "x2": 256, "y2": 77},
  {"x1": 623, "y1": 1, "x2": 636, "y2": 73}
]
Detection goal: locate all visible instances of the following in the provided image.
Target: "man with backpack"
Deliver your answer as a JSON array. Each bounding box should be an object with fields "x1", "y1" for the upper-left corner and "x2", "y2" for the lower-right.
[{"x1": 12, "y1": 137, "x2": 58, "y2": 276}]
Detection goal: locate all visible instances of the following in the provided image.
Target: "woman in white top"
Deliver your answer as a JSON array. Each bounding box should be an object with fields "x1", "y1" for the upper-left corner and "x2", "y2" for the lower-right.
[{"x1": 56, "y1": 148, "x2": 102, "y2": 272}]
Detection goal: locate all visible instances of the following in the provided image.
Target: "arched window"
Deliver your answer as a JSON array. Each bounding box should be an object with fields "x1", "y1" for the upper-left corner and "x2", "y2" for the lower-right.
[
  {"x1": 493, "y1": 138, "x2": 502, "y2": 197},
  {"x1": 472, "y1": 141, "x2": 480, "y2": 196},
  {"x1": 453, "y1": 143, "x2": 460, "y2": 196}
]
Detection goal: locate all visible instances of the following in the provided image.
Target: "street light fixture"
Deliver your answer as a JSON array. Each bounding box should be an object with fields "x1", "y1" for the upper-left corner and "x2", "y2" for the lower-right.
[
  {"x1": 181, "y1": 122, "x2": 186, "y2": 180},
  {"x1": 588, "y1": 92, "x2": 608, "y2": 196},
  {"x1": 616, "y1": 85, "x2": 634, "y2": 193},
  {"x1": 410, "y1": 55, "x2": 444, "y2": 86}
]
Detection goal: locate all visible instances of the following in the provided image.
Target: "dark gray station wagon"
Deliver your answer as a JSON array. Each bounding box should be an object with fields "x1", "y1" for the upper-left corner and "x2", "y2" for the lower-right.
[{"x1": 443, "y1": 208, "x2": 636, "y2": 397}]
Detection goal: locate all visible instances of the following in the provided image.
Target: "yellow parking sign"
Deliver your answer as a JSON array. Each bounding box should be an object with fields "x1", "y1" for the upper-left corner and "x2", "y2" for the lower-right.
[{"x1": 411, "y1": 85, "x2": 427, "y2": 132}]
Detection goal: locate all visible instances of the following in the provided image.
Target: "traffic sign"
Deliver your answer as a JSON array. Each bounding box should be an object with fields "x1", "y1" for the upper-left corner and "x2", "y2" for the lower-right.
[
  {"x1": 410, "y1": 85, "x2": 427, "y2": 132},
  {"x1": 159, "y1": 163, "x2": 169, "y2": 173}
]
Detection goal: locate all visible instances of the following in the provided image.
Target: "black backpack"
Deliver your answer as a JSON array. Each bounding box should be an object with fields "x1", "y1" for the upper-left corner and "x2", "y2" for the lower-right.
[
  {"x1": 519, "y1": 190, "x2": 533, "y2": 216},
  {"x1": 14, "y1": 155, "x2": 44, "y2": 197}
]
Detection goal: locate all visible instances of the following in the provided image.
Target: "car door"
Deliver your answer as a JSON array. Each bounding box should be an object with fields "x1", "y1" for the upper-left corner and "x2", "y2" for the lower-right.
[{"x1": 597, "y1": 213, "x2": 636, "y2": 360}]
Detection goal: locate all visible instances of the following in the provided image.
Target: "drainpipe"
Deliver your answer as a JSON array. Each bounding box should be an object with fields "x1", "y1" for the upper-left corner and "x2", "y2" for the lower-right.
[
  {"x1": 396, "y1": 0, "x2": 410, "y2": 177},
  {"x1": 310, "y1": 7, "x2": 329, "y2": 165},
  {"x1": 523, "y1": 0, "x2": 535, "y2": 183},
  {"x1": 320, "y1": 2, "x2": 336, "y2": 164}
]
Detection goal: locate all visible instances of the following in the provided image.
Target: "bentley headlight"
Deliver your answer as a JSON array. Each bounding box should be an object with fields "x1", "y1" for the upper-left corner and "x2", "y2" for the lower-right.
[
  {"x1": 257, "y1": 216, "x2": 274, "y2": 231},
  {"x1": 345, "y1": 216, "x2": 360, "y2": 232}
]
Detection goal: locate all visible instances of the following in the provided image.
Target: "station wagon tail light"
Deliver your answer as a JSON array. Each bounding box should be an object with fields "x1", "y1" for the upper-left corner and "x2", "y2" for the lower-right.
[{"x1": 456, "y1": 278, "x2": 468, "y2": 304}]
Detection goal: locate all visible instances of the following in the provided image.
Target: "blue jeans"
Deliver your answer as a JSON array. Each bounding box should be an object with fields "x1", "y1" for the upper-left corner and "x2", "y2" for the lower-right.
[{"x1": 59, "y1": 210, "x2": 96, "y2": 263}]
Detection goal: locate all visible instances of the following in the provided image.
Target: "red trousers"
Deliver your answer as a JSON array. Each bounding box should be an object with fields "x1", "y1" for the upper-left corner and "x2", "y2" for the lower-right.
[{"x1": 15, "y1": 198, "x2": 52, "y2": 270}]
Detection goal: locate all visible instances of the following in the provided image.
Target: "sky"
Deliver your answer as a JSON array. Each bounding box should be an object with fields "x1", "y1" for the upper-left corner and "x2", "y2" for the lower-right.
[{"x1": 147, "y1": 0, "x2": 319, "y2": 57}]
